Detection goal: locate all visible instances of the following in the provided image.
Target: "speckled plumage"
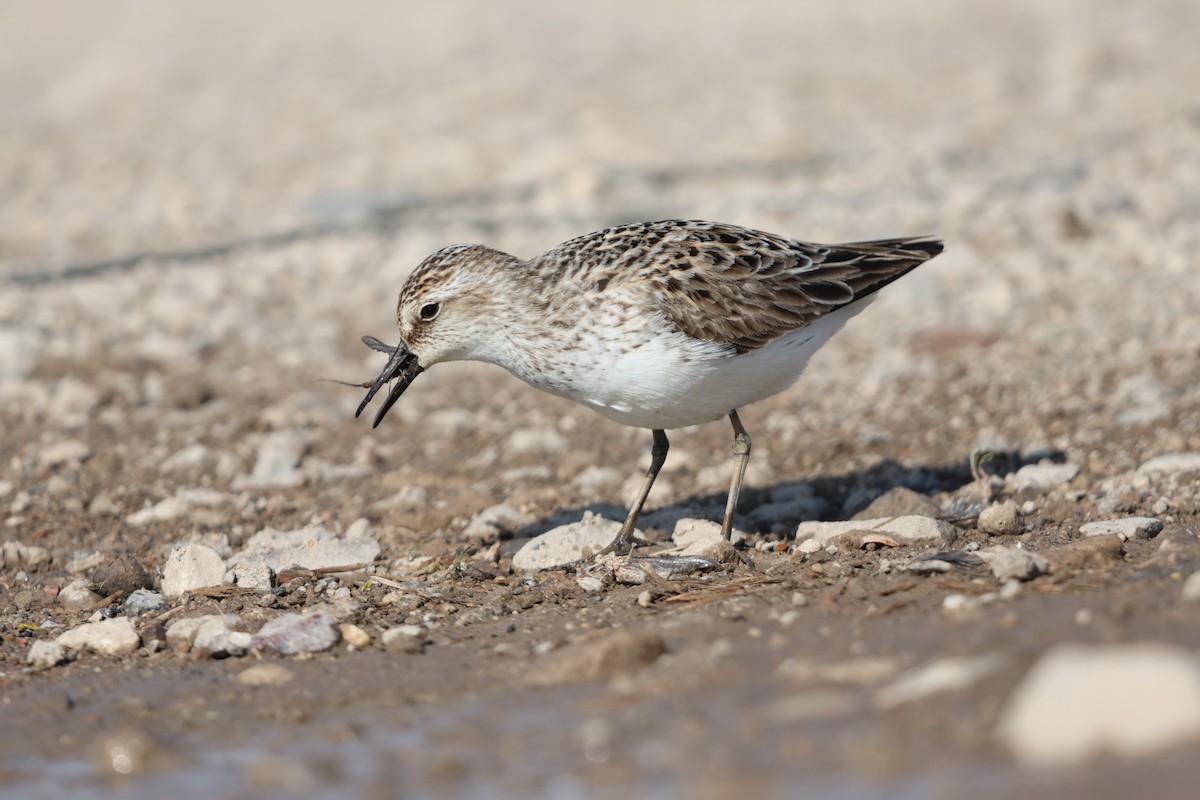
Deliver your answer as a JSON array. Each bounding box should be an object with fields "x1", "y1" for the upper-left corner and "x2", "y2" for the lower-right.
[{"x1": 358, "y1": 219, "x2": 943, "y2": 553}]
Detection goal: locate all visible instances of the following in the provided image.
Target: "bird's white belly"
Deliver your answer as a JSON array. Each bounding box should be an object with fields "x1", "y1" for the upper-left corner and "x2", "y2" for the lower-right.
[{"x1": 545, "y1": 298, "x2": 875, "y2": 430}]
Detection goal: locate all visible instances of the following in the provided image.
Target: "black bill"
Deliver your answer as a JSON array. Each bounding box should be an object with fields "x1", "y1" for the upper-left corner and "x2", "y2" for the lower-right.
[{"x1": 355, "y1": 335, "x2": 424, "y2": 428}]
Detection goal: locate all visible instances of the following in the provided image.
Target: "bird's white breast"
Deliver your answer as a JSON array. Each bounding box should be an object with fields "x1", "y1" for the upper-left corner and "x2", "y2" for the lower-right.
[{"x1": 520, "y1": 295, "x2": 877, "y2": 430}]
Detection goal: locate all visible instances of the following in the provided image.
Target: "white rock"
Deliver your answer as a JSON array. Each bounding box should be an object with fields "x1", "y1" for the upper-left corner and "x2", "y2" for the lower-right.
[
  {"x1": 613, "y1": 563, "x2": 647, "y2": 585},
  {"x1": 506, "y1": 427, "x2": 568, "y2": 454},
  {"x1": 875, "y1": 655, "x2": 1004, "y2": 710},
  {"x1": 237, "y1": 663, "x2": 295, "y2": 686},
  {"x1": 230, "y1": 524, "x2": 381, "y2": 572},
  {"x1": 576, "y1": 576, "x2": 606, "y2": 593},
  {"x1": 390, "y1": 624, "x2": 425, "y2": 638},
  {"x1": 513, "y1": 512, "x2": 627, "y2": 571},
  {"x1": 232, "y1": 429, "x2": 306, "y2": 489},
  {"x1": 37, "y1": 439, "x2": 93, "y2": 469},
  {"x1": 56, "y1": 617, "x2": 140, "y2": 657},
  {"x1": 572, "y1": 466, "x2": 622, "y2": 496},
  {"x1": 124, "y1": 589, "x2": 167, "y2": 617},
  {"x1": 795, "y1": 516, "x2": 954, "y2": 547},
  {"x1": 983, "y1": 548, "x2": 1051, "y2": 582},
  {"x1": 381, "y1": 625, "x2": 426, "y2": 652},
  {"x1": 27, "y1": 640, "x2": 68, "y2": 670},
  {"x1": 462, "y1": 504, "x2": 529, "y2": 541},
  {"x1": 1006, "y1": 461, "x2": 1080, "y2": 492},
  {"x1": 1137, "y1": 453, "x2": 1200, "y2": 477},
  {"x1": 165, "y1": 614, "x2": 243, "y2": 651},
  {"x1": 124, "y1": 488, "x2": 234, "y2": 526},
  {"x1": 58, "y1": 578, "x2": 101, "y2": 611},
  {"x1": 666, "y1": 519, "x2": 740, "y2": 564},
  {"x1": 227, "y1": 561, "x2": 274, "y2": 591},
  {"x1": 671, "y1": 518, "x2": 724, "y2": 547},
  {"x1": 48, "y1": 377, "x2": 100, "y2": 428},
  {"x1": 159, "y1": 444, "x2": 215, "y2": 474},
  {"x1": 87, "y1": 493, "x2": 121, "y2": 516},
  {"x1": 64, "y1": 552, "x2": 105, "y2": 575},
  {"x1": 251, "y1": 611, "x2": 341, "y2": 655},
  {"x1": 371, "y1": 485, "x2": 429, "y2": 512},
  {"x1": 0, "y1": 325, "x2": 47, "y2": 380},
  {"x1": 1180, "y1": 572, "x2": 1200, "y2": 602},
  {"x1": 978, "y1": 502, "x2": 1021, "y2": 536},
  {"x1": 339, "y1": 623, "x2": 372, "y2": 648},
  {"x1": 942, "y1": 594, "x2": 974, "y2": 614},
  {"x1": 997, "y1": 644, "x2": 1200, "y2": 766},
  {"x1": 1079, "y1": 517, "x2": 1163, "y2": 541},
  {"x1": 161, "y1": 543, "x2": 226, "y2": 598},
  {"x1": 192, "y1": 617, "x2": 252, "y2": 658},
  {"x1": 908, "y1": 559, "x2": 953, "y2": 575},
  {"x1": 2, "y1": 540, "x2": 50, "y2": 569}
]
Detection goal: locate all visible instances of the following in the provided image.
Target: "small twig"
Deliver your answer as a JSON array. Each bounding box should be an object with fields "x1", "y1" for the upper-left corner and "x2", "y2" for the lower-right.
[{"x1": 91, "y1": 590, "x2": 126, "y2": 610}]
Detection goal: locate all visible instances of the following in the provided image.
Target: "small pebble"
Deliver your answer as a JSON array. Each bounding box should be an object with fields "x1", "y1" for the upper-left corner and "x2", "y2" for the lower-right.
[
  {"x1": 237, "y1": 663, "x2": 295, "y2": 687},
  {"x1": 250, "y1": 611, "x2": 340, "y2": 656},
  {"x1": 1079, "y1": 517, "x2": 1163, "y2": 541},
  {"x1": 796, "y1": 539, "x2": 822, "y2": 554},
  {"x1": 382, "y1": 626, "x2": 425, "y2": 654},
  {"x1": 978, "y1": 501, "x2": 1021, "y2": 535},
  {"x1": 942, "y1": 594, "x2": 972, "y2": 614},
  {"x1": 576, "y1": 576, "x2": 605, "y2": 593},
  {"x1": 57, "y1": 579, "x2": 101, "y2": 612},
  {"x1": 123, "y1": 589, "x2": 167, "y2": 618},
  {"x1": 908, "y1": 559, "x2": 953, "y2": 575},
  {"x1": 27, "y1": 640, "x2": 67, "y2": 670},
  {"x1": 339, "y1": 623, "x2": 372, "y2": 648}
]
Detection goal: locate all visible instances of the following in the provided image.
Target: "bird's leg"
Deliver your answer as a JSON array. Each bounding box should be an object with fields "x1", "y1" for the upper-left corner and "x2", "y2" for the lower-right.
[
  {"x1": 598, "y1": 429, "x2": 669, "y2": 555},
  {"x1": 720, "y1": 410, "x2": 752, "y2": 541}
]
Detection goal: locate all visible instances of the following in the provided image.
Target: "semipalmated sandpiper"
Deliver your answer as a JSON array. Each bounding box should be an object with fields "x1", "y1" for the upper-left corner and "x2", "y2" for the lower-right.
[{"x1": 357, "y1": 219, "x2": 942, "y2": 554}]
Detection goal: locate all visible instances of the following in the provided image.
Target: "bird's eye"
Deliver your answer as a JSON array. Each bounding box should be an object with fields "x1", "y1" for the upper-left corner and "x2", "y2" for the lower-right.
[{"x1": 419, "y1": 302, "x2": 440, "y2": 321}]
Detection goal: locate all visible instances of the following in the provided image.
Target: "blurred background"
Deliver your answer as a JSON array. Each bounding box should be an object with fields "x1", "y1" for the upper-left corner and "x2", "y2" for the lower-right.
[{"x1": 3, "y1": 0, "x2": 1196, "y2": 417}]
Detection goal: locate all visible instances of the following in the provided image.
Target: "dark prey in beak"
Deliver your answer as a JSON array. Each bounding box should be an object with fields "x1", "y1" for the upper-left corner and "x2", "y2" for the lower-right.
[{"x1": 355, "y1": 335, "x2": 424, "y2": 428}]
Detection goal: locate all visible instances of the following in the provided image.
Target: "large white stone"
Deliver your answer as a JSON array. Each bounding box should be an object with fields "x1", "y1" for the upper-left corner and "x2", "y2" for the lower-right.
[
  {"x1": 230, "y1": 523, "x2": 381, "y2": 572},
  {"x1": 1079, "y1": 517, "x2": 1163, "y2": 541},
  {"x1": 996, "y1": 644, "x2": 1200, "y2": 766},
  {"x1": 56, "y1": 617, "x2": 140, "y2": 657},
  {"x1": 27, "y1": 640, "x2": 67, "y2": 670},
  {"x1": 1137, "y1": 453, "x2": 1200, "y2": 477},
  {"x1": 1006, "y1": 461, "x2": 1080, "y2": 492},
  {"x1": 161, "y1": 543, "x2": 226, "y2": 597},
  {"x1": 513, "y1": 512, "x2": 626, "y2": 571},
  {"x1": 794, "y1": 516, "x2": 954, "y2": 547}
]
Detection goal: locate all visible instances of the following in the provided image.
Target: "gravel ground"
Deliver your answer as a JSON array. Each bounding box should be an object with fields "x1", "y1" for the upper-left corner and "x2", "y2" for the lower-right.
[{"x1": 3, "y1": 1, "x2": 1200, "y2": 797}]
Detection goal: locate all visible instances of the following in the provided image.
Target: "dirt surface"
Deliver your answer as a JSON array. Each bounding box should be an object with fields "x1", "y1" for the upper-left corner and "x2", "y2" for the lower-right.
[{"x1": 3, "y1": 1, "x2": 1200, "y2": 797}]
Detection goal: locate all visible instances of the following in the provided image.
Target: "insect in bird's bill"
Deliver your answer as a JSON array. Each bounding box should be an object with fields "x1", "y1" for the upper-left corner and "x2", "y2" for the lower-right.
[{"x1": 356, "y1": 220, "x2": 943, "y2": 556}]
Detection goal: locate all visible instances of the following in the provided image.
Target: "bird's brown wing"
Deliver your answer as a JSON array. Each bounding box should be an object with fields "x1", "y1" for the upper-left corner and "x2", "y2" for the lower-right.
[{"x1": 628, "y1": 221, "x2": 942, "y2": 354}]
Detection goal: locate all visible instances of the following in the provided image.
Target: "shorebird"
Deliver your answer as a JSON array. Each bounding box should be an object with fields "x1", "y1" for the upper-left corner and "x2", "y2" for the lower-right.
[{"x1": 356, "y1": 220, "x2": 942, "y2": 555}]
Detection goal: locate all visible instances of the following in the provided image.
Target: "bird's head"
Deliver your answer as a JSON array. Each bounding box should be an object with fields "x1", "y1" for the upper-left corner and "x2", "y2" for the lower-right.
[{"x1": 356, "y1": 244, "x2": 519, "y2": 427}]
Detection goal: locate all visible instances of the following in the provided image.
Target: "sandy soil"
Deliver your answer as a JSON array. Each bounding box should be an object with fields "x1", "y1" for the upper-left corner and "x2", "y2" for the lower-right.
[{"x1": 2, "y1": 1, "x2": 1200, "y2": 797}]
